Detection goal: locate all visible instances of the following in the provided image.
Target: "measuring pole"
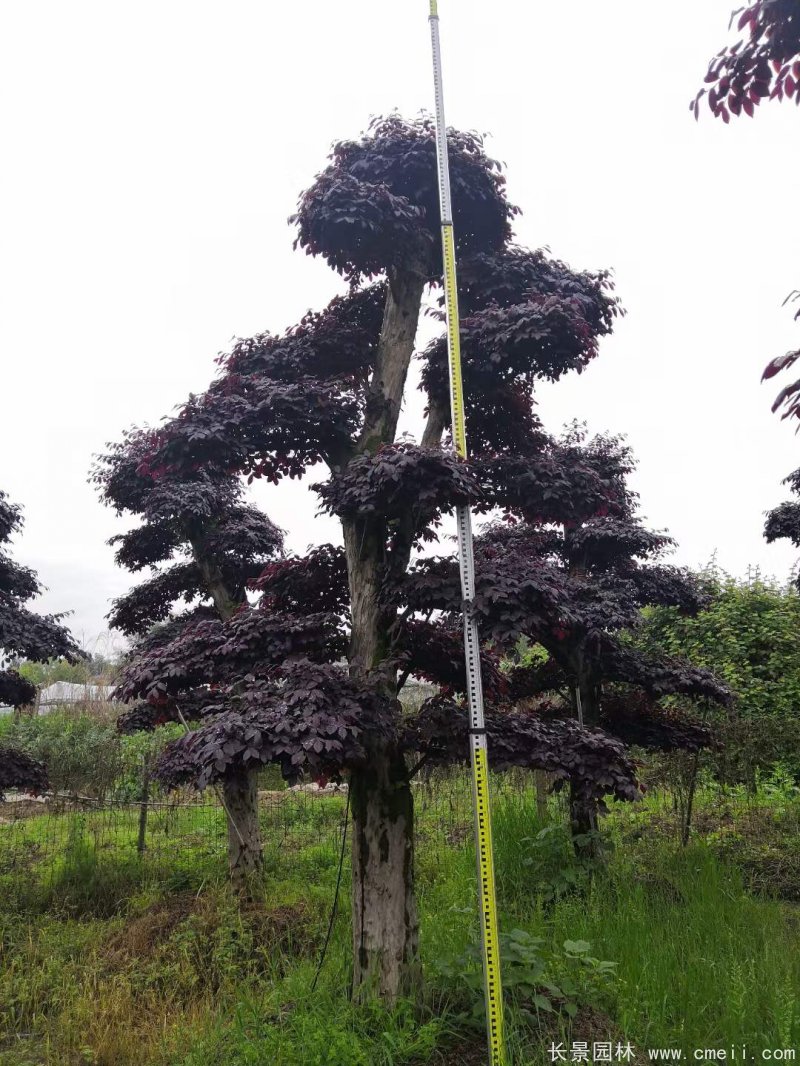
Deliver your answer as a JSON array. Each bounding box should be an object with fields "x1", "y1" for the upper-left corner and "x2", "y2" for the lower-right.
[{"x1": 428, "y1": 5, "x2": 505, "y2": 1064}]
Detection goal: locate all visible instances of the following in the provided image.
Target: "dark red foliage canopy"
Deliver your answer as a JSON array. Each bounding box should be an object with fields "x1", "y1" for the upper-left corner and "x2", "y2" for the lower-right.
[
  {"x1": 598, "y1": 692, "x2": 715, "y2": 754},
  {"x1": 405, "y1": 696, "x2": 639, "y2": 810},
  {"x1": 314, "y1": 443, "x2": 481, "y2": 532},
  {"x1": 94, "y1": 429, "x2": 285, "y2": 639},
  {"x1": 154, "y1": 660, "x2": 398, "y2": 789},
  {"x1": 116, "y1": 687, "x2": 222, "y2": 735},
  {"x1": 290, "y1": 115, "x2": 516, "y2": 284},
  {"x1": 396, "y1": 620, "x2": 508, "y2": 702},
  {"x1": 397, "y1": 431, "x2": 727, "y2": 753},
  {"x1": 222, "y1": 284, "x2": 386, "y2": 383},
  {"x1": 140, "y1": 121, "x2": 618, "y2": 492},
  {"x1": 253, "y1": 545, "x2": 350, "y2": 616},
  {"x1": 115, "y1": 609, "x2": 346, "y2": 702}
]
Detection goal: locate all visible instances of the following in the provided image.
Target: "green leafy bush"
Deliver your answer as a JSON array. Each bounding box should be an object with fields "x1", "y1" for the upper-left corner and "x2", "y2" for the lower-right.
[
  {"x1": 6, "y1": 710, "x2": 124, "y2": 799},
  {"x1": 4, "y1": 710, "x2": 182, "y2": 801},
  {"x1": 436, "y1": 928, "x2": 616, "y2": 1023}
]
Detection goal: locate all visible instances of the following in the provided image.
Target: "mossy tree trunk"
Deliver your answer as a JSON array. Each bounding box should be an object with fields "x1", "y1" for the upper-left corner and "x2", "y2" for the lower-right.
[{"x1": 349, "y1": 750, "x2": 420, "y2": 1002}]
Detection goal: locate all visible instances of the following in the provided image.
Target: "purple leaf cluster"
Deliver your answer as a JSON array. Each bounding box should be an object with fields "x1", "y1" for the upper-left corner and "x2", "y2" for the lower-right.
[
  {"x1": 404, "y1": 696, "x2": 639, "y2": 809},
  {"x1": 598, "y1": 691, "x2": 715, "y2": 754},
  {"x1": 0, "y1": 669, "x2": 36, "y2": 711},
  {"x1": 290, "y1": 115, "x2": 515, "y2": 283},
  {"x1": 154, "y1": 660, "x2": 398, "y2": 789},
  {"x1": 315, "y1": 443, "x2": 481, "y2": 530},
  {"x1": 694, "y1": 1, "x2": 800, "y2": 120},
  {"x1": 114, "y1": 609, "x2": 346, "y2": 702},
  {"x1": 253, "y1": 545, "x2": 350, "y2": 616}
]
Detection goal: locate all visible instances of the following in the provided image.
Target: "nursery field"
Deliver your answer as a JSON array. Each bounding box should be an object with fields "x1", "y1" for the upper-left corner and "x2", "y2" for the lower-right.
[{"x1": 1, "y1": 768, "x2": 799, "y2": 1066}]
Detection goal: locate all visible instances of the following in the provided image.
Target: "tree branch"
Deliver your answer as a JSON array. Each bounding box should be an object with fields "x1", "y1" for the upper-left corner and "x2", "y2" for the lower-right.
[
  {"x1": 358, "y1": 267, "x2": 425, "y2": 454},
  {"x1": 186, "y1": 530, "x2": 241, "y2": 623},
  {"x1": 421, "y1": 399, "x2": 447, "y2": 450}
]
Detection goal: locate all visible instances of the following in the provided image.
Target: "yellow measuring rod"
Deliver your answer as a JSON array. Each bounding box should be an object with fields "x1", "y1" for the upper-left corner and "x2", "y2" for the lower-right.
[{"x1": 428, "y1": 3, "x2": 505, "y2": 1064}]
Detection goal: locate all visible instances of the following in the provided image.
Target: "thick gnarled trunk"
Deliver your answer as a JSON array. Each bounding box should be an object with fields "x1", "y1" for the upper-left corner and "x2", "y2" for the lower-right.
[
  {"x1": 222, "y1": 771, "x2": 263, "y2": 891},
  {"x1": 350, "y1": 751, "x2": 420, "y2": 1002}
]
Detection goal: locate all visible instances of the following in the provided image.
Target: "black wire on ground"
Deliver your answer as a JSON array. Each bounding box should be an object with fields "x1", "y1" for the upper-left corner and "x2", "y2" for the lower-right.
[{"x1": 311, "y1": 788, "x2": 350, "y2": 993}]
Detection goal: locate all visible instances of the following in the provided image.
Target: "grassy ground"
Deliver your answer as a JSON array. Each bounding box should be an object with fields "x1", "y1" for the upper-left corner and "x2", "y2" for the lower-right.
[{"x1": 1, "y1": 774, "x2": 799, "y2": 1065}]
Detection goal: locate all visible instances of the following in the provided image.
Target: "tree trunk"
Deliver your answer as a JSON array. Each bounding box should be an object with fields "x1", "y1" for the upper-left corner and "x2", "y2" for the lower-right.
[
  {"x1": 534, "y1": 769, "x2": 550, "y2": 822},
  {"x1": 569, "y1": 778, "x2": 602, "y2": 861},
  {"x1": 350, "y1": 750, "x2": 420, "y2": 1003},
  {"x1": 344, "y1": 517, "x2": 421, "y2": 1004},
  {"x1": 359, "y1": 268, "x2": 426, "y2": 454},
  {"x1": 343, "y1": 266, "x2": 425, "y2": 1002},
  {"x1": 680, "y1": 750, "x2": 701, "y2": 847},
  {"x1": 222, "y1": 771, "x2": 263, "y2": 891},
  {"x1": 569, "y1": 660, "x2": 604, "y2": 860}
]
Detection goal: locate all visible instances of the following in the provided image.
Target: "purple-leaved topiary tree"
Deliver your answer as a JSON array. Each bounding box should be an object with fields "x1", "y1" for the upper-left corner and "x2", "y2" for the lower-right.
[
  {"x1": 92, "y1": 429, "x2": 286, "y2": 886},
  {"x1": 102, "y1": 115, "x2": 648, "y2": 1002},
  {"x1": 413, "y1": 429, "x2": 729, "y2": 851}
]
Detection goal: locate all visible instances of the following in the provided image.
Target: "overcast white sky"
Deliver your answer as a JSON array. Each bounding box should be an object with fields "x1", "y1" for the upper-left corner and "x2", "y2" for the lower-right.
[{"x1": 2, "y1": 0, "x2": 800, "y2": 650}]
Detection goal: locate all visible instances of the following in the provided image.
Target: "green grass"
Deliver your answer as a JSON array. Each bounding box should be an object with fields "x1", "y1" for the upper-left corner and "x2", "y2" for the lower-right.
[
  {"x1": 1, "y1": 775, "x2": 799, "y2": 1064},
  {"x1": 0, "y1": 790, "x2": 348, "y2": 912}
]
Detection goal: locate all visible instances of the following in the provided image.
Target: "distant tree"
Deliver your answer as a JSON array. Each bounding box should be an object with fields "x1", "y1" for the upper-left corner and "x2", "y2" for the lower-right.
[
  {"x1": 17, "y1": 657, "x2": 91, "y2": 688},
  {"x1": 400, "y1": 429, "x2": 730, "y2": 852},
  {"x1": 765, "y1": 466, "x2": 800, "y2": 554},
  {"x1": 92, "y1": 429, "x2": 285, "y2": 886},
  {"x1": 636, "y1": 566, "x2": 800, "y2": 783},
  {"x1": 108, "y1": 115, "x2": 644, "y2": 1002},
  {"x1": 693, "y1": 1, "x2": 800, "y2": 120},
  {"x1": 0, "y1": 489, "x2": 83, "y2": 794}
]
